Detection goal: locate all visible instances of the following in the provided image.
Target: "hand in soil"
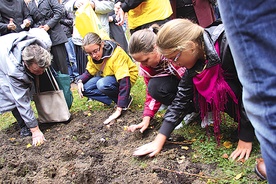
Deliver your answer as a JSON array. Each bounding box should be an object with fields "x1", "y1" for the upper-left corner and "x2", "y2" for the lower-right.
[
  {"x1": 229, "y1": 139, "x2": 252, "y2": 161},
  {"x1": 31, "y1": 127, "x2": 46, "y2": 146},
  {"x1": 103, "y1": 107, "x2": 122, "y2": 125},
  {"x1": 133, "y1": 133, "x2": 167, "y2": 157},
  {"x1": 128, "y1": 116, "x2": 150, "y2": 133}
]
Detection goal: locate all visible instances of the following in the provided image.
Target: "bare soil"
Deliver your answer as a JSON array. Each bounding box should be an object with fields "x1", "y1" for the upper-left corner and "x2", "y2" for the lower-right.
[{"x1": 0, "y1": 108, "x2": 217, "y2": 184}]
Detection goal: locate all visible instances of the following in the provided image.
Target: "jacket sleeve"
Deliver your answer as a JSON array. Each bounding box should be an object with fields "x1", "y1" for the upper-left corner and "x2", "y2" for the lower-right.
[
  {"x1": 46, "y1": 0, "x2": 64, "y2": 28},
  {"x1": 94, "y1": 1, "x2": 114, "y2": 15},
  {"x1": 143, "y1": 76, "x2": 161, "y2": 118},
  {"x1": 119, "y1": 0, "x2": 145, "y2": 12},
  {"x1": 9, "y1": 75, "x2": 38, "y2": 128},
  {"x1": 159, "y1": 72, "x2": 195, "y2": 138}
]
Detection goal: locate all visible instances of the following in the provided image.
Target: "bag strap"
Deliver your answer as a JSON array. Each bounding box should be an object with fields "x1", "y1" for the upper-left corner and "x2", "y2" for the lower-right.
[{"x1": 35, "y1": 68, "x2": 60, "y2": 93}]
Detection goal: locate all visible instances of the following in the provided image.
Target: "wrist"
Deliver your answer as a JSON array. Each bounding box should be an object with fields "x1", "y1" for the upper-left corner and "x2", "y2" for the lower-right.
[
  {"x1": 30, "y1": 126, "x2": 39, "y2": 133},
  {"x1": 77, "y1": 79, "x2": 82, "y2": 83}
]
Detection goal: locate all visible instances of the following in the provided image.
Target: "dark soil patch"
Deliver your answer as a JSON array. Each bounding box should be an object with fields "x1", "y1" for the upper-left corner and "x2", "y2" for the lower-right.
[{"x1": 0, "y1": 109, "x2": 216, "y2": 184}]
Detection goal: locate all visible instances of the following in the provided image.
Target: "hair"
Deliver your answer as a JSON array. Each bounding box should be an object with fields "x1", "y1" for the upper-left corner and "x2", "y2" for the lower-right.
[
  {"x1": 156, "y1": 19, "x2": 204, "y2": 56},
  {"x1": 128, "y1": 24, "x2": 160, "y2": 54},
  {"x1": 22, "y1": 44, "x2": 52, "y2": 68},
  {"x1": 82, "y1": 32, "x2": 102, "y2": 49}
]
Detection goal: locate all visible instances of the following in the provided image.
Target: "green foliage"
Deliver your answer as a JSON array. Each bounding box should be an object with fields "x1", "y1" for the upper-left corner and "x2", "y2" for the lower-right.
[{"x1": 174, "y1": 115, "x2": 263, "y2": 183}]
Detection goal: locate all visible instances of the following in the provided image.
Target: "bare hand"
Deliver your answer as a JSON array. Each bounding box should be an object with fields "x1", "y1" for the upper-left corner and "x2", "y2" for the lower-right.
[
  {"x1": 229, "y1": 140, "x2": 252, "y2": 161},
  {"x1": 103, "y1": 107, "x2": 122, "y2": 125},
  {"x1": 74, "y1": 0, "x2": 88, "y2": 8},
  {"x1": 7, "y1": 21, "x2": 16, "y2": 30},
  {"x1": 133, "y1": 134, "x2": 167, "y2": 157},
  {"x1": 30, "y1": 127, "x2": 46, "y2": 146},
  {"x1": 23, "y1": 19, "x2": 31, "y2": 28},
  {"x1": 77, "y1": 82, "x2": 84, "y2": 98},
  {"x1": 114, "y1": 2, "x2": 125, "y2": 26},
  {"x1": 128, "y1": 116, "x2": 150, "y2": 133}
]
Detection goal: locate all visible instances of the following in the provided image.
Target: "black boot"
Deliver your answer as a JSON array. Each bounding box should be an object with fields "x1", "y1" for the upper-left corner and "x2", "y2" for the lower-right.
[
  {"x1": 12, "y1": 108, "x2": 31, "y2": 137},
  {"x1": 20, "y1": 126, "x2": 32, "y2": 137}
]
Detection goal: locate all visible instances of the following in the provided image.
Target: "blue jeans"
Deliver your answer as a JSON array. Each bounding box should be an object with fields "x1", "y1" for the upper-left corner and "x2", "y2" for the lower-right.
[
  {"x1": 82, "y1": 76, "x2": 119, "y2": 105},
  {"x1": 65, "y1": 37, "x2": 79, "y2": 81},
  {"x1": 218, "y1": 1, "x2": 276, "y2": 182}
]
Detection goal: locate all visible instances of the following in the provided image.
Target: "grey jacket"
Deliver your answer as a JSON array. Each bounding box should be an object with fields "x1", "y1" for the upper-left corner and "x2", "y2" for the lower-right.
[{"x1": 0, "y1": 29, "x2": 51, "y2": 128}]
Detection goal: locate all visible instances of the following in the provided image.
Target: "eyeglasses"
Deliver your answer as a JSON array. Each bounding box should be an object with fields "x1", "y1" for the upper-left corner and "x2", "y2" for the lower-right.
[
  {"x1": 86, "y1": 46, "x2": 101, "y2": 56},
  {"x1": 173, "y1": 51, "x2": 182, "y2": 63}
]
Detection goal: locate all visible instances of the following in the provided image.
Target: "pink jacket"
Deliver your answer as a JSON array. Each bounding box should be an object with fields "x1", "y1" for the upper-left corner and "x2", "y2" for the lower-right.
[{"x1": 140, "y1": 56, "x2": 186, "y2": 118}]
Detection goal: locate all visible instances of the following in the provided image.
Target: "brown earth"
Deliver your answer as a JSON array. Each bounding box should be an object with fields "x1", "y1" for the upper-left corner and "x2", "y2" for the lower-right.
[{"x1": 0, "y1": 108, "x2": 217, "y2": 184}]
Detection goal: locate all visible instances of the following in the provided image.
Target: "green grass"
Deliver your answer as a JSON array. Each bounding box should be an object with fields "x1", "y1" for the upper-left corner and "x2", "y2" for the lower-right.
[{"x1": 0, "y1": 76, "x2": 264, "y2": 183}]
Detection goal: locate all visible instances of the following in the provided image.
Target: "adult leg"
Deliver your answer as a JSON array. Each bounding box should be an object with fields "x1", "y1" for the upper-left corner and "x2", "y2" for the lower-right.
[
  {"x1": 218, "y1": 0, "x2": 276, "y2": 182},
  {"x1": 148, "y1": 76, "x2": 180, "y2": 106},
  {"x1": 51, "y1": 43, "x2": 69, "y2": 74},
  {"x1": 109, "y1": 22, "x2": 129, "y2": 53},
  {"x1": 11, "y1": 108, "x2": 31, "y2": 137},
  {"x1": 82, "y1": 76, "x2": 113, "y2": 105},
  {"x1": 66, "y1": 37, "x2": 79, "y2": 78},
  {"x1": 74, "y1": 44, "x2": 88, "y2": 75}
]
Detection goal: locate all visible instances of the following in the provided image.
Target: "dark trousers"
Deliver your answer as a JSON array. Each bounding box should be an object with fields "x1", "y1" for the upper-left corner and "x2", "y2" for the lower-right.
[
  {"x1": 148, "y1": 75, "x2": 180, "y2": 106},
  {"x1": 12, "y1": 108, "x2": 25, "y2": 128},
  {"x1": 51, "y1": 43, "x2": 68, "y2": 74}
]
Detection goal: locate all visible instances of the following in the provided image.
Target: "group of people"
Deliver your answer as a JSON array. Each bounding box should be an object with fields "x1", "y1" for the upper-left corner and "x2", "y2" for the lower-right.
[{"x1": 1, "y1": 0, "x2": 275, "y2": 182}]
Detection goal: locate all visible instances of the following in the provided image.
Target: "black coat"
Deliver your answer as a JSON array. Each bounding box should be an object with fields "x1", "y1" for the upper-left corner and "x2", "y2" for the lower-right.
[
  {"x1": 28, "y1": 0, "x2": 67, "y2": 46},
  {"x1": 0, "y1": 0, "x2": 33, "y2": 35}
]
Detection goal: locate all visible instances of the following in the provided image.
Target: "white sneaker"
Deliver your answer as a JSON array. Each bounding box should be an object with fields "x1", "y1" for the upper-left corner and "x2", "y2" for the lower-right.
[
  {"x1": 174, "y1": 122, "x2": 183, "y2": 130},
  {"x1": 201, "y1": 112, "x2": 214, "y2": 128},
  {"x1": 183, "y1": 112, "x2": 199, "y2": 125},
  {"x1": 158, "y1": 104, "x2": 168, "y2": 112}
]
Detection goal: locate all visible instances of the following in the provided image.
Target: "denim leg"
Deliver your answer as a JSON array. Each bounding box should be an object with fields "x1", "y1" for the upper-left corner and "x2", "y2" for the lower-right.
[
  {"x1": 82, "y1": 76, "x2": 113, "y2": 105},
  {"x1": 65, "y1": 38, "x2": 79, "y2": 79},
  {"x1": 218, "y1": 1, "x2": 276, "y2": 182},
  {"x1": 96, "y1": 76, "x2": 119, "y2": 104}
]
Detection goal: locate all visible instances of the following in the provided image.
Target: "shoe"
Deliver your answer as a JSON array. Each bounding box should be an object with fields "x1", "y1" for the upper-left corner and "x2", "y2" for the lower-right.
[
  {"x1": 174, "y1": 122, "x2": 183, "y2": 130},
  {"x1": 201, "y1": 112, "x2": 214, "y2": 128},
  {"x1": 255, "y1": 159, "x2": 267, "y2": 180},
  {"x1": 183, "y1": 112, "x2": 199, "y2": 125},
  {"x1": 20, "y1": 126, "x2": 32, "y2": 137},
  {"x1": 123, "y1": 96, "x2": 133, "y2": 110},
  {"x1": 158, "y1": 104, "x2": 168, "y2": 112}
]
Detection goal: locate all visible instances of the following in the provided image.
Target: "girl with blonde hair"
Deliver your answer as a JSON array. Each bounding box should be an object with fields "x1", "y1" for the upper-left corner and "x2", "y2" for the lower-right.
[{"x1": 134, "y1": 19, "x2": 255, "y2": 162}]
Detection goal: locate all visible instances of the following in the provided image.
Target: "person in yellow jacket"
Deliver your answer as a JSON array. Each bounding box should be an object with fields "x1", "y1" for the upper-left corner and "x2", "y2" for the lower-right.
[
  {"x1": 77, "y1": 32, "x2": 138, "y2": 124},
  {"x1": 114, "y1": 0, "x2": 173, "y2": 34}
]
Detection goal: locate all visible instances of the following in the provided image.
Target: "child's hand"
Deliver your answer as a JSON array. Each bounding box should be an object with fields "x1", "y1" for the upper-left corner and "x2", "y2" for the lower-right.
[
  {"x1": 128, "y1": 116, "x2": 151, "y2": 133},
  {"x1": 229, "y1": 140, "x2": 252, "y2": 161},
  {"x1": 103, "y1": 107, "x2": 122, "y2": 125},
  {"x1": 133, "y1": 133, "x2": 167, "y2": 157}
]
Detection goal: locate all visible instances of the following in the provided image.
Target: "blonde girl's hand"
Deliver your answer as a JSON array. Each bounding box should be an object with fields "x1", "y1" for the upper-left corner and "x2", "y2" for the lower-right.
[
  {"x1": 229, "y1": 139, "x2": 252, "y2": 161},
  {"x1": 133, "y1": 133, "x2": 167, "y2": 157}
]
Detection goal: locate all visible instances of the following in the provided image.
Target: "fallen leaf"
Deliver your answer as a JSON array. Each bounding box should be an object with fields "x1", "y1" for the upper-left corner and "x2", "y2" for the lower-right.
[
  {"x1": 234, "y1": 173, "x2": 243, "y2": 180},
  {"x1": 222, "y1": 153, "x2": 228, "y2": 159},
  {"x1": 123, "y1": 126, "x2": 128, "y2": 131},
  {"x1": 26, "y1": 143, "x2": 32, "y2": 148},
  {"x1": 181, "y1": 146, "x2": 189, "y2": 150},
  {"x1": 223, "y1": 141, "x2": 232, "y2": 149}
]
